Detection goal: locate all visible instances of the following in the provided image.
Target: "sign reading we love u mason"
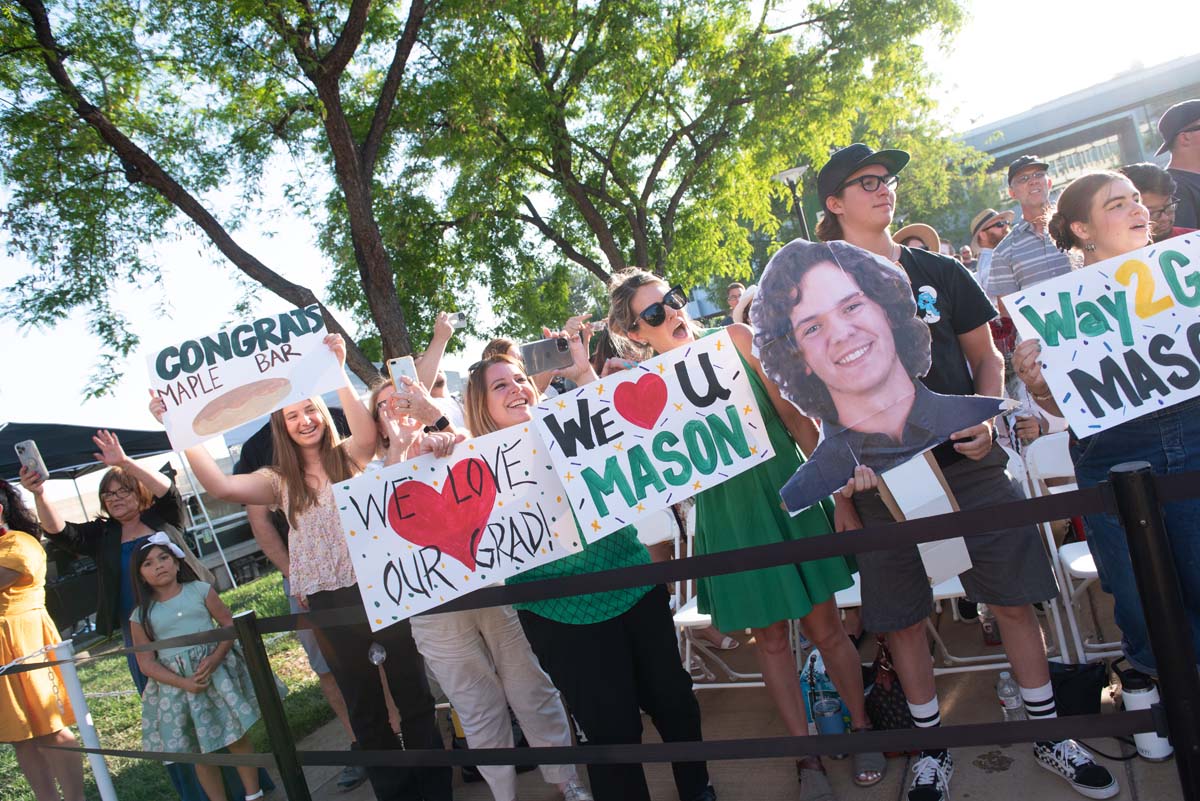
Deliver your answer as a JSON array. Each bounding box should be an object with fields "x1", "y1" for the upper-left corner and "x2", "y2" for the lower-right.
[
  {"x1": 333, "y1": 427, "x2": 580, "y2": 628},
  {"x1": 533, "y1": 330, "x2": 774, "y2": 539}
]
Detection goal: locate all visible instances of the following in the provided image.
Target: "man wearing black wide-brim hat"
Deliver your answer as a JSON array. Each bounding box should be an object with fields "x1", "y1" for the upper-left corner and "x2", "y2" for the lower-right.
[{"x1": 1159, "y1": 99, "x2": 1200, "y2": 229}]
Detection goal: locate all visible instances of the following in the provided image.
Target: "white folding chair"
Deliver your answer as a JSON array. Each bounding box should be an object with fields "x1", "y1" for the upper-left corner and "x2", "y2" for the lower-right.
[
  {"x1": 670, "y1": 505, "x2": 766, "y2": 688},
  {"x1": 1024, "y1": 432, "x2": 1122, "y2": 663}
]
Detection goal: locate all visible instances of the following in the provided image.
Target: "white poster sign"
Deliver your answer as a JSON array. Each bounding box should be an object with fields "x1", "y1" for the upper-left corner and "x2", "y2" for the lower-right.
[
  {"x1": 333, "y1": 425, "x2": 580, "y2": 629},
  {"x1": 147, "y1": 305, "x2": 344, "y2": 450},
  {"x1": 533, "y1": 330, "x2": 774, "y2": 539},
  {"x1": 1003, "y1": 233, "x2": 1200, "y2": 435}
]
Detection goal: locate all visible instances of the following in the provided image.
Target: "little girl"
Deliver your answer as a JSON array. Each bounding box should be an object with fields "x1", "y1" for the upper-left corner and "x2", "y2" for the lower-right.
[{"x1": 128, "y1": 533, "x2": 264, "y2": 801}]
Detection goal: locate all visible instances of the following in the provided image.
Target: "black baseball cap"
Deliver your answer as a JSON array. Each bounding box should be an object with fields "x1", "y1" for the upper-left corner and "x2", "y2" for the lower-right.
[
  {"x1": 1156, "y1": 99, "x2": 1200, "y2": 156},
  {"x1": 817, "y1": 143, "x2": 910, "y2": 210},
  {"x1": 1007, "y1": 155, "x2": 1049, "y2": 184}
]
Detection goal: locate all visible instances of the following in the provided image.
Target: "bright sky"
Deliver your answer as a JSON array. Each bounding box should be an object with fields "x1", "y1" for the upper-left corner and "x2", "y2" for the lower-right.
[{"x1": 3, "y1": 0, "x2": 1198, "y2": 433}]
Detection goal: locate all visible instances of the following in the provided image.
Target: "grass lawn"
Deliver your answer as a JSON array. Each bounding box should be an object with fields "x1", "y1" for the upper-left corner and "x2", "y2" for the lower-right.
[{"x1": 0, "y1": 572, "x2": 335, "y2": 801}]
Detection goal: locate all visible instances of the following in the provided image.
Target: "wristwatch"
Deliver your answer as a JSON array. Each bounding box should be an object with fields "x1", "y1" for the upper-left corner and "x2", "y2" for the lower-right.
[{"x1": 424, "y1": 415, "x2": 451, "y2": 433}]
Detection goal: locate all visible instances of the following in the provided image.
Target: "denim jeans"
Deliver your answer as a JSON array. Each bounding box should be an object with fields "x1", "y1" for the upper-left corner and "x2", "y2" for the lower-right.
[{"x1": 1070, "y1": 395, "x2": 1200, "y2": 674}]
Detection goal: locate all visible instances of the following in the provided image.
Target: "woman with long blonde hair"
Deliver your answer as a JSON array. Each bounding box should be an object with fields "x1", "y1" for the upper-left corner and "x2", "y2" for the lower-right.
[
  {"x1": 465, "y1": 344, "x2": 714, "y2": 801},
  {"x1": 157, "y1": 334, "x2": 451, "y2": 801}
]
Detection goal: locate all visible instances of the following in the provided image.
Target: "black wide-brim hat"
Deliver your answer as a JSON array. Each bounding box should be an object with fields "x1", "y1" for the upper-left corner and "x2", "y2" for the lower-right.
[{"x1": 817, "y1": 143, "x2": 910, "y2": 211}]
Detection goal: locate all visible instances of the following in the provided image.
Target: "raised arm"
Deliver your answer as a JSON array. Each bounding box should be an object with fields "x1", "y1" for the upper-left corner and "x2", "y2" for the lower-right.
[
  {"x1": 92, "y1": 430, "x2": 171, "y2": 498},
  {"x1": 18, "y1": 467, "x2": 67, "y2": 536},
  {"x1": 728, "y1": 324, "x2": 820, "y2": 456},
  {"x1": 325, "y1": 334, "x2": 378, "y2": 467},
  {"x1": 149, "y1": 392, "x2": 277, "y2": 506},
  {"x1": 416, "y1": 312, "x2": 454, "y2": 390}
]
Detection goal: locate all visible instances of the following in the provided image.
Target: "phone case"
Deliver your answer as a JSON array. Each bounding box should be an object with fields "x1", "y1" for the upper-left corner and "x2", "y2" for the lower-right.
[
  {"x1": 15, "y1": 440, "x2": 49, "y2": 481},
  {"x1": 520, "y1": 338, "x2": 574, "y2": 375},
  {"x1": 388, "y1": 356, "x2": 419, "y2": 392}
]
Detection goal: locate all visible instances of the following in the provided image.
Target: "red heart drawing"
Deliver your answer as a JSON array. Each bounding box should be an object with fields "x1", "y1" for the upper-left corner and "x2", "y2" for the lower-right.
[
  {"x1": 386, "y1": 458, "x2": 497, "y2": 571},
  {"x1": 613, "y1": 373, "x2": 669, "y2": 429}
]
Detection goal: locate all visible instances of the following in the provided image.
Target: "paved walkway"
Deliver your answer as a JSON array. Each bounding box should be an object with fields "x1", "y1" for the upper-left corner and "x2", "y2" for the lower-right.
[{"x1": 292, "y1": 599, "x2": 1182, "y2": 801}]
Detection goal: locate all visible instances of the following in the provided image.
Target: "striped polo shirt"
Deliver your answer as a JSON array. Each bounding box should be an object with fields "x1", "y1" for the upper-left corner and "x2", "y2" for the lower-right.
[{"x1": 982, "y1": 219, "x2": 1073, "y2": 298}]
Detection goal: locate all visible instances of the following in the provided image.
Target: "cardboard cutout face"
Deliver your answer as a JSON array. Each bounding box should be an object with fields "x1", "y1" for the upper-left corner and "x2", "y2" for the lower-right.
[{"x1": 752, "y1": 239, "x2": 1008, "y2": 513}]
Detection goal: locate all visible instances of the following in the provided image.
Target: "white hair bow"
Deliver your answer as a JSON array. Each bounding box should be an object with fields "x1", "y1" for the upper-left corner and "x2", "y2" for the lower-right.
[{"x1": 141, "y1": 531, "x2": 185, "y2": 559}]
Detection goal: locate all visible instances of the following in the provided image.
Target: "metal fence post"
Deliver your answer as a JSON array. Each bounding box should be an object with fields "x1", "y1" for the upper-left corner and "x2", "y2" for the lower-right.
[
  {"x1": 232, "y1": 610, "x2": 312, "y2": 801},
  {"x1": 1110, "y1": 461, "x2": 1200, "y2": 800}
]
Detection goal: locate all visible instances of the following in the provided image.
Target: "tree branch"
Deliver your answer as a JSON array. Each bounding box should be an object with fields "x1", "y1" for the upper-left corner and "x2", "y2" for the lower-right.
[
  {"x1": 517, "y1": 196, "x2": 610, "y2": 283},
  {"x1": 320, "y1": 0, "x2": 371, "y2": 76},
  {"x1": 361, "y1": 0, "x2": 430, "y2": 176},
  {"x1": 15, "y1": 0, "x2": 379, "y2": 380}
]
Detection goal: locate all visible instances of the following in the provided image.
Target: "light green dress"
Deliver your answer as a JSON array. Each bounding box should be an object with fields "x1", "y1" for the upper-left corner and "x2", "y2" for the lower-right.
[
  {"x1": 694, "y1": 343, "x2": 854, "y2": 632},
  {"x1": 132, "y1": 582, "x2": 261, "y2": 753}
]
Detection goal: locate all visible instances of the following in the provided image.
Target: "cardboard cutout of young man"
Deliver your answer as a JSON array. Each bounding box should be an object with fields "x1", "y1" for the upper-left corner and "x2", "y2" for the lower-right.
[
  {"x1": 800, "y1": 143, "x2": 1116, "y2": 801},
  {"x1": 751, "y1": 239, "x2": 1009, "y2": 514}
]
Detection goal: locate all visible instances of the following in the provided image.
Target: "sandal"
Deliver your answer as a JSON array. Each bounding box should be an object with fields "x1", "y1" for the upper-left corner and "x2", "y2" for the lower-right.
[
  {"x1": 796, "y1": 758, "x2": 836, "y2": 801},
  {"x1": 851, "y1": 727, "x2": 887, "y2": 787}
]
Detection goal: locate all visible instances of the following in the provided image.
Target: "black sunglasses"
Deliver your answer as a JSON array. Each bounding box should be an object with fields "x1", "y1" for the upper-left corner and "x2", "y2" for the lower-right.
[
  {"x1": 633, "y1": 286, "x2": 688, "y2": 328},
  {"x1": 985, "y1": 219, "x2": 1010, "y2": 232}
]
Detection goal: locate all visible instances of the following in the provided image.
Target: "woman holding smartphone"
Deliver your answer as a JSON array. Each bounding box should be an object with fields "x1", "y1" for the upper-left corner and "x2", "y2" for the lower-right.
[
  {"x1": 464, "y1": 343, "x2": 714, "y2": 801},
  {"x1": 157, "y1": 333, "x2": 451, "y2": 801},
  {"x1": 607, "y1": 271, "x2": 879, "y2": 796}
]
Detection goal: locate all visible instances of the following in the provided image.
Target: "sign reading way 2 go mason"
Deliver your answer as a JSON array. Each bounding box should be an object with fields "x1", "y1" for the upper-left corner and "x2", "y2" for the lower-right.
[
  {"x1": 1003, "y1": 233, "x2": 1200, "y2": 435},
  {"x1": 533, "y1": 330, "x2": 774, "y2": 539}
]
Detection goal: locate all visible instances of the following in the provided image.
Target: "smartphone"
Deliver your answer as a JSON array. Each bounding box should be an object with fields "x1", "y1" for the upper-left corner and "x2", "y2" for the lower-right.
[
  {"x1": 387, "y1": 356, "x2": 419, "y2": 393},
  {"x1": 446, "y1": 312, "x2": 468, "y2": 330},
  {"x1": 520, "y1": 337, "x2": 574, "y2": 375},
  {"x1": 15, "y1": 439, "x2": 49, "y2": 481}
]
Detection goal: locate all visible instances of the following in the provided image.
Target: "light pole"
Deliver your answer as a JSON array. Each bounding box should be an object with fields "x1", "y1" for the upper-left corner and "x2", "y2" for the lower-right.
[{"x1": 771, "y1": 165, "x2": 811, "y2": 241}]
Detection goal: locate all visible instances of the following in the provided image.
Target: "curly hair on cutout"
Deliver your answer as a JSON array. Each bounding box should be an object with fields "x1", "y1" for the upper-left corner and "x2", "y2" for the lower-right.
[{"x1": 751, "y1": 239, "x2": 931, "y2": 422}]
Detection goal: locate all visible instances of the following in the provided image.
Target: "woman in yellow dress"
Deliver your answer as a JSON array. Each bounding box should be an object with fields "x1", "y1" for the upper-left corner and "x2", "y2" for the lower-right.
[{"x1": 0, "y1": 478, "x2": 84, "y2": 801}]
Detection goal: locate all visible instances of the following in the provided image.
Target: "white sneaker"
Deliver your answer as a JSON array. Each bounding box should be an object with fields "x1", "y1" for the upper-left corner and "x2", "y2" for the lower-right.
[
  {"x1": 1033, "y1": 740, "x2": 1118, "y2": 799},
  {"x1": 908, "y1": 751, "x2": 954, "y2": 801}
]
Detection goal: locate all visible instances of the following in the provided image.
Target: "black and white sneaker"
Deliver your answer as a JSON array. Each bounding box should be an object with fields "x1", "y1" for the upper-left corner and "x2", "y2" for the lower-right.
[
  {"x1": 1034, "y1": 739, "x2": 1118, "y2": 799},
  {"x1": 908, "y1": 750, "x2": 954, "y2": 801}
]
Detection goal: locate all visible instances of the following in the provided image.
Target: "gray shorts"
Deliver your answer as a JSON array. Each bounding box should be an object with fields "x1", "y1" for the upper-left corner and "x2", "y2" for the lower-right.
[
  {"x1": 282, "y1": 575, "x2": 331, "y2": 675},
  {"x1": 853, "y1": 446, "x2": 1059, "y2": 633}
]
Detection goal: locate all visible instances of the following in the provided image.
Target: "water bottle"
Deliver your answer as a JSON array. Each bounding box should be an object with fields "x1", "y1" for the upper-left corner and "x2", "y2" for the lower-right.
[
  {"x1": 1118, "y1": 667, "x2": 1173, "y2": 760},
  {"x1": 996, "y1": 671, "x2": 1026, "y2": 721},
  {"x1": 368, "y1": 642, "x2": 387, "y2": 666},
  {"x1": 979, "y1": 603, "x2": 1002, "y2": 646}
]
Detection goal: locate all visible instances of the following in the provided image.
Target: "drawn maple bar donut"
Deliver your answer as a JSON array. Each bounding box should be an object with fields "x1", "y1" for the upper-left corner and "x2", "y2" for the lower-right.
[{"x1": 191, "y1": 377, "x2": 293, "y2": 436}]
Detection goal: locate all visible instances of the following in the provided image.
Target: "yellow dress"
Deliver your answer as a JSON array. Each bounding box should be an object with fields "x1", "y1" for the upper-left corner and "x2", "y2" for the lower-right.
[{"x1": 0, "y1": 530, "x2": 75, "y2": 742}]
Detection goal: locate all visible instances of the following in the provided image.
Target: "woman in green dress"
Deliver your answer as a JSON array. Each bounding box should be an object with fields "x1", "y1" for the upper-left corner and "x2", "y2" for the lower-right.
[{"x1": 608, "y1": 270, "x2": 884, "y2": 797}]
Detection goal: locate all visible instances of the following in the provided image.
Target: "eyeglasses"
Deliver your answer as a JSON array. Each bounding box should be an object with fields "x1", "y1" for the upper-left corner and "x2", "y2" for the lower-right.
[
  {"x1": 1148, "y1": 199, "x2": 1179, "y2": 222},
  {"x1": 985, "y1": 220, "x2": 1010, "y2": 232},
  {"x1": 100, "y1": 487, "x2": 135, "y2": 501},
  {"x1": 1012, "y1": 170, "x2": 1047, "y2": 186},
  {"x1": 633, "y1": 286, "x2": 688, "y2": 328},
  {"x1": 839, "y1": 174, "x2": 898, "y2": 193}
]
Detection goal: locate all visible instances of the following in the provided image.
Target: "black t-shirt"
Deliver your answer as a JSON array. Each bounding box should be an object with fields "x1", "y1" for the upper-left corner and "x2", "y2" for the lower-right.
[
  {"x1": 1169, "y1": 168, "x2": 1200, "y2": 230},
  {"x1": 898, "y1": 246, "x2": 998, "y2": 396},
  {"x1": 232, "y1": 406, "x2": 352, "y2": 543}
]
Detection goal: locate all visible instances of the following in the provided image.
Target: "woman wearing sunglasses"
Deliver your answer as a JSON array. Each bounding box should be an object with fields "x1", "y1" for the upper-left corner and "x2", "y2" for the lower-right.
[
  {"x1": 464, "y1": 346, "x2": 714, "y2": 801},
  {"x1": 608, "y1": 272, "x2": 880, "y2": 799}
]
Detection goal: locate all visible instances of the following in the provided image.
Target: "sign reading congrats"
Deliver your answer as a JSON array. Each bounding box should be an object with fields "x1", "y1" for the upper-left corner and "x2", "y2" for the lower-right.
[
  {"x1": 333, "y1": 426, "x2": 579, "y2": 629},
  {"x1": 1003, "y1": 233, "x2": 1200, "y2": 435},
  {"x1": 147, "y1": 304, "x2": 344, "y2": 450},
  {"x1": 534, "y1": 330, "x2": 774, "y2": 539}
]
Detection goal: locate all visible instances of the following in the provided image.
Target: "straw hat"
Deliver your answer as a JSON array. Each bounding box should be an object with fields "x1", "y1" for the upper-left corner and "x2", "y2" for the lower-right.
[
  {"x1": 968, "y1": 208, "x2": 1015, "y2": 250},
  {"x1": 732, "y1": 284, "x2": 758, "y2": 326},
  {"x1": 892, "y1": 223, "x2": 941, "y2": 253}
]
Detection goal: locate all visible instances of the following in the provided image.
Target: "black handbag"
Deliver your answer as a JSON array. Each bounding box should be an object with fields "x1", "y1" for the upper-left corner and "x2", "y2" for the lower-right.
[
  {"x1": 864, "y1": 635, "x2": 915, "y2": 743},
  {"x1": 1050, "y1": 660, "x2": 1108, "y2": 716}
]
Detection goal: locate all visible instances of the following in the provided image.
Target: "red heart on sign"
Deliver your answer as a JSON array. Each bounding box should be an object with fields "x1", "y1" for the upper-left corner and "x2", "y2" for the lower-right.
[
  {"x1": 386, "y1": 458, "x2": 497, "y2": 571},
  {"x1": 613, "y1": 373, "x2": 669, "y2": 429}
]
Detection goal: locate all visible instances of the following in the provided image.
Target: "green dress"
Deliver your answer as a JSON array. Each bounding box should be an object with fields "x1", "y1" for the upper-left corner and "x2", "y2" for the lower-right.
[{"x1": 694, "y1": 344, "x2": 854, "y2": 632}]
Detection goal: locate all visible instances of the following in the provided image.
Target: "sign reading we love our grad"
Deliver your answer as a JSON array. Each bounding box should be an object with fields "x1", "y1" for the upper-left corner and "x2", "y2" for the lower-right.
[
  {"x1": 333, "y1": 426, "x2": 580, "y2": 629},
  {"x1": 148, "y1": 305, "x2": 345, "y2": 451},
  {"x1": 533, "y1": 330, "x2": 774, "y2": 539},
  {"x1": 1003, "y1": 233, "x2": 1200, "y2": 435}
]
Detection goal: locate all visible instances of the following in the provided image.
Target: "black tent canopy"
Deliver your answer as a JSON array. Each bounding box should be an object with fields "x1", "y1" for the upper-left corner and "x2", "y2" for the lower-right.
[{"x1": 0, "y1": 421, "x2": 173, "y2": 481}]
